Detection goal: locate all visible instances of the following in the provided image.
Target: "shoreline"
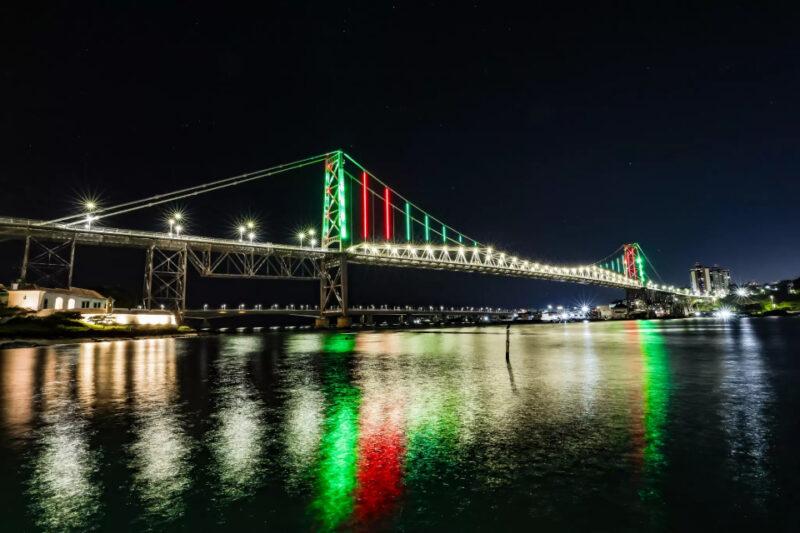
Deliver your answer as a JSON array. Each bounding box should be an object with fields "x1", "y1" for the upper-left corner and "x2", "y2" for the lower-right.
[
  {"x1": 0, "y1": 331, "x2": 204, "y2": 350},
  {"x1": 2, "y1": 314, "x2": 795, "y2": 349}
]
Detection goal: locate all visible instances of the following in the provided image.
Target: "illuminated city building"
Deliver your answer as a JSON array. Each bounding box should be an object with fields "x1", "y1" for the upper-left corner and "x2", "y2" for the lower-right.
[{"x1": 689, "y1": 263, "x2": 731, "y2": 296}]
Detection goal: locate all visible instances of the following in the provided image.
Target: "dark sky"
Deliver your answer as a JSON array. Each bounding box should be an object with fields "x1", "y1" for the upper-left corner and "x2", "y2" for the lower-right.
[{"x1": 1, "y1": 3, "x2": 798, "y2": 308}]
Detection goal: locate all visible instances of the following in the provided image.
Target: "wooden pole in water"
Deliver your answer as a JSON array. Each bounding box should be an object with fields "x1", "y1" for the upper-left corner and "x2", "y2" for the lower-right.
[{"x1": 505, "y1": 323, "x2": 511, "y2": 362}]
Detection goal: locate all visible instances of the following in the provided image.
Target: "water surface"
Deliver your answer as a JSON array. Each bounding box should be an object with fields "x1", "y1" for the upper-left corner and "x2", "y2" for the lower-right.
[{"x1": 1, "y1": 318, "x2": 799, "y2": 530}]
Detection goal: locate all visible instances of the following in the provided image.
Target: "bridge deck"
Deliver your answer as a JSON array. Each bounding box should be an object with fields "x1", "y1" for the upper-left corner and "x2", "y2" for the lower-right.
[{"x1": 0, "y1": 216, "x2": 704, "y2": 298}]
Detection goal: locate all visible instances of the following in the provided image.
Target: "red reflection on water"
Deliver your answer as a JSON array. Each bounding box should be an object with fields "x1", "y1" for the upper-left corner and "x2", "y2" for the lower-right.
[{"x1": 355, "y1": 398, "x2": 404, "y2": 527}]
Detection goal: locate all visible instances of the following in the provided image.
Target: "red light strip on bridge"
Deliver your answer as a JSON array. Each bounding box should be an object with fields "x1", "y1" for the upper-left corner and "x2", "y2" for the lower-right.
[
  {"x1": 384, "y1": 187, "x2": 392, "y2": 240},
  {"x1": 362, "y1": 171, "x2": 369, "y2": 240}
]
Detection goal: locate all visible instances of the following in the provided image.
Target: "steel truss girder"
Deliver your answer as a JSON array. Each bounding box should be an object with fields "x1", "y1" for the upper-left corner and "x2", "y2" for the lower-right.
[
  {"x1": 320, "y1": 255, "x2": 348, "y2": 316},
  {"x1": 143, "y1": 245, "x2": 187, "y2": 311},
  {"x1": 186, "y1": 247, "x2": 321, "y2": 279},
  {"x1": 20, "y1": 236, "x2": 76, "y2": 288},
  {"x1": 346, "y1": 242, "x2": 645, "y2": 290}
]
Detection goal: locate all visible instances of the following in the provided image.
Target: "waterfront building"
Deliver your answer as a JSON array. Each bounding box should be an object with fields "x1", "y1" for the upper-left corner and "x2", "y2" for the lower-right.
[
  {"x1": 690, "y1": 263, "x2": 731, "y2": 296},
  {"x1": 6, "y1": 285, "x2": 111, "y2": 312}
]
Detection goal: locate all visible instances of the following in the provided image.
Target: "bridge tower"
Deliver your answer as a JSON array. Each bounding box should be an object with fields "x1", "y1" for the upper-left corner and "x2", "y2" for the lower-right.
[
  {"x1": 623, "y1": 243, "x2": 639, "y2": 281},
  {"x1": 318, "y1": 151, "x2": 351, "y2": 327}
]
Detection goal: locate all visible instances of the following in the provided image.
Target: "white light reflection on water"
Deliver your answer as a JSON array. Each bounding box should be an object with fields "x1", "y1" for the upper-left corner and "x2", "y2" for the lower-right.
[
  {"x1": 209, "y1": 336, "x2": 267, "y2": 500},
  {"x1": 282, "y1": 374, "x2": 324, "y2": 491},
  {"x1": 28, "y1": 348, "x2": 102, "y2": 530},
  {"x1": 129, "y1": 339, "x2": 192, "y2": 523},
  {"x1": 720, "y1": 319, "x2": 772, "y2": 504}
]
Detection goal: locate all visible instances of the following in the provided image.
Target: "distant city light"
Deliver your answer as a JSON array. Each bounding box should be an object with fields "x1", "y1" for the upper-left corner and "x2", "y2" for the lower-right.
[
  {"x1": 714, "y1": 307, "x2": 734, "y2": 320},
  {"x1": 736, "y1": 287, "x2": 749, "y2": 297}
]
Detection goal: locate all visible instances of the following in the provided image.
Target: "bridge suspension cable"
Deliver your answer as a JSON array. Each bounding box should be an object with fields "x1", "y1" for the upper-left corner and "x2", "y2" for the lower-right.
[
  {"x1": 341, "y1": 153, "x2": 482, "y2": 247},
  {"x1": 45, "y1": 151, "x2": 335, "y2": 226}
]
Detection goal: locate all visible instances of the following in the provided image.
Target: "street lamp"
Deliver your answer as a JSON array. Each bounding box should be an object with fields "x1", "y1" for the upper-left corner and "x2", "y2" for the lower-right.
[
  {"x1": 239, "y1": 220, "x2": 256, "y2": 242},
  {"x1": 168, "y1": 211, "x2": 183, "y2": 237},
  {"x1": 309, "y1": 237, "x2": 318, "y2": 247},
  {"x1": 298, "y1": 228, "x2": 316, "y2": 247},
  {"x1": 84, "y1": 201, "x2": 97, "y2": 229},
  {"x1": 174, "y1": 224, "x2": 183, "y2": 237}
]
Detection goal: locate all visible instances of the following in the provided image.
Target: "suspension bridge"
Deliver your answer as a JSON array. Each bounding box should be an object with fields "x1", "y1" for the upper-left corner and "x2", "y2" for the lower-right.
[{"x1": 0, "y1": 150, "x2": 708, "y2": 326}]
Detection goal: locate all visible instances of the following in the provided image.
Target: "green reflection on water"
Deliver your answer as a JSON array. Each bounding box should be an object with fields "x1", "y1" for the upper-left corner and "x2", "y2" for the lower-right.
[
  {"x1": 404, "y1": 391, "x2": 461, "y2": 485},
  {"x1": 323, "y1": 333, "x2": 357, "y2": 354},
  {"x1": 638, "y1": 320, "x2": 669, "y2": 502},
  {"x1": 312, "y1": 334, "x2": 361, "y2": 531}
]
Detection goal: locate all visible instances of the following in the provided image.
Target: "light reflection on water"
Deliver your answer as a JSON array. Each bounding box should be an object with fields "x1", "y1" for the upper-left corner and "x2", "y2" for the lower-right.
[
  {"x1": 28, "y1": 348, "x2": 102, "y2": 531},
  {"x1": 209, "y1": 336, "x2": 267, "y2": 501},
  {"x1": 1, "y1": 319, "x2": 797, "y2": 530},
  {"x1": 128, "y1": 339, "x2": 192, "y2": 524}
]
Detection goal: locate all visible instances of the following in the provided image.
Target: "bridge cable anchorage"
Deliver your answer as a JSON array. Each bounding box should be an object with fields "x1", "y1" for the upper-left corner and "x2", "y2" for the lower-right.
[{"x1": 46, "y1": 152, "x2": 335, "y2": 226}]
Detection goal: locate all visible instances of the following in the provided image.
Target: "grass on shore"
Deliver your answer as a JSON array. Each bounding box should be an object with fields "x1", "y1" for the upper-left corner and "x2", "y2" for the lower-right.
[{"x1": 0, "y1": 311, "x2": 192, "y2": 339}]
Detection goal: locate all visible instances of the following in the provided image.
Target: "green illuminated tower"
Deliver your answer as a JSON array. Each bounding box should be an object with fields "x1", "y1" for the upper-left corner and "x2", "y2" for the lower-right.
[{"x1": 322, "y1": 151, "x2": 348, "y2": 250}]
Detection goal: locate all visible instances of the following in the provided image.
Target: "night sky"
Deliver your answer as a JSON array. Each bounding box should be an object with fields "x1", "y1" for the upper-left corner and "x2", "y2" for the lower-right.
[{"x1": 1, "y1": 3, "x2": 798, "y2": 309}]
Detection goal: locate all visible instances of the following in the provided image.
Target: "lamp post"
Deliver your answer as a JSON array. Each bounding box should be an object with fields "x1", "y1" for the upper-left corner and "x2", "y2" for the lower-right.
[
  {"x1": 84, "y1": 201, "x2": 97, "y2": 229},
  {"x1": 297, "y1": 231, "x2": 306, "y2": 247},
  {"x1": 238, "y1": 225, "x2": 246, "y2": 242},
  {"x1": 168, "y1": 211, "x2": 183, "y2": 237}
]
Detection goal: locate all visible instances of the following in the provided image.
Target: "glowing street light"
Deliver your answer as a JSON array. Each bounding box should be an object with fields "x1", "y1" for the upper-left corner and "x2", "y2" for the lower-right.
[
  {"x1": 238, "y1": 225, "x2": 246, "y2": 242},
  {"x1": 248, "y1": 231, "x2": 255, "y2": 243},
  {"x1": 309, "y1": 237, "x2": 318, "y2": 247},
  {"x1": 174, "y1": 223, "x2": 183, "y2": 237},
  {"x1": 167, "y1": 211, "x2": 183, "y2": 237},
  {"x1": 298, "y1": 228, "x2": 316, "y2": 247},
  {"x1": 83, "y1": 200, "x2": 98, "y2": 229}
]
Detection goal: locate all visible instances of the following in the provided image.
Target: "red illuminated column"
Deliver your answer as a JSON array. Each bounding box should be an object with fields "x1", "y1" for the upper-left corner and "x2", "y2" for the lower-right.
[
  {"x1": 362, "y1": 171, "x2": 369, "y2": 241},
  {"x1": 384, "y1": 187, "x2": 392, "y2": 241}
]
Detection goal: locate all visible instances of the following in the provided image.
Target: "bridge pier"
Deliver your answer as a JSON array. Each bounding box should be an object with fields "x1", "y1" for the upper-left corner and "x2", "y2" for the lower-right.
[
  {"x1": 318, "y1": 254, "x2": 349, "y2": 328},
  {"x1": 19, "y1": 235, "x2": 76, "y2": 287},
  {"x1": 143, "y1": 244, "x2": 188, "y2": 312}
]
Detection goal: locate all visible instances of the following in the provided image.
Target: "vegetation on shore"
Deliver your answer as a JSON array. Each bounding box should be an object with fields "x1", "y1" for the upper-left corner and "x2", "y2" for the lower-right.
[
  {"x1": 716, "y1": 289, "x2": 800, "y2": 315},
  {"x1": 0, "y1": 308, "x2": 192, "y2": 339}
]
